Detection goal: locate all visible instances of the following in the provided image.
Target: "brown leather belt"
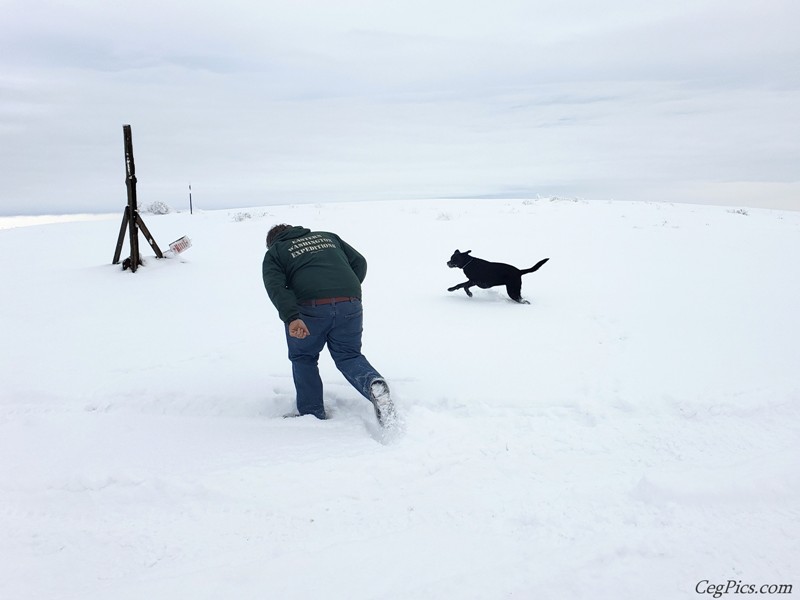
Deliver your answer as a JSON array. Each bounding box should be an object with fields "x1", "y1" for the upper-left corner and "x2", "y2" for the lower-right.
[{"x1": 298, "y1": 296, "x2": 360, "y2": 307}]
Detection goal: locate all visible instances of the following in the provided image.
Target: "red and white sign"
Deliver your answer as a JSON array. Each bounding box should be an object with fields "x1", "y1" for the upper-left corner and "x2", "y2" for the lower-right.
[{"x1": 169, "y1": 236, "x2": 192, "y2": 254}]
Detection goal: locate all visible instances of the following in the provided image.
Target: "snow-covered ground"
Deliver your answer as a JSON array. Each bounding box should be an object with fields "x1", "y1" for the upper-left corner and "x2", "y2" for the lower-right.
[{"x1": 1, "y1": 198, "x2": 798, "y2": 599}]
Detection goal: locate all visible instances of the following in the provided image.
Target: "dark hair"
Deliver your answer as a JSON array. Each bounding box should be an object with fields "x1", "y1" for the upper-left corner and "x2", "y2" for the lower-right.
[{"x1": 266, "y1": 224, "x2": 292, "y2": 248}]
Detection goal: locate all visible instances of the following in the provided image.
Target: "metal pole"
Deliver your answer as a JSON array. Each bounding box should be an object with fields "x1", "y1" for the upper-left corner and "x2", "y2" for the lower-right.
[{"x1": 189, "y1": 183, "x2": 193, "y2": 215}]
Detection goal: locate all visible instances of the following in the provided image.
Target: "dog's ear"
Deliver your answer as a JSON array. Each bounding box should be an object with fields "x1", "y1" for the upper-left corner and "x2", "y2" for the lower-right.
[{"x1": 465, "y1": 250, "x2": 472, "y2": 254}]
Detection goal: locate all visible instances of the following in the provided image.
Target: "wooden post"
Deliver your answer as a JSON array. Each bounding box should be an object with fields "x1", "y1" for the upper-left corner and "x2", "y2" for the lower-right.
[
  {"x1": 112, "y1": 124, "x2": 164, "y2": 272},
  {"x1": 124, "y1": 125, "x2": 141, "y2": 271},
  {"x1": 112, "y1": 206, "x2": 129, "y2": 265}
]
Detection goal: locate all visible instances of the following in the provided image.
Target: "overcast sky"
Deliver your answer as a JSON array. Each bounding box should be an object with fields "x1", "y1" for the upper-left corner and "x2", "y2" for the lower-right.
[{"x1": 1, "y1": 0, "x2": 798, "y2": 215}]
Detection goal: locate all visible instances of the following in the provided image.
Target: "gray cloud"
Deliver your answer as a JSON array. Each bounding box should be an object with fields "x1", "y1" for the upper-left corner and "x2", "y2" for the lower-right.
[{"x1": 1, "y1": 0, "x2": 798, "y2": 214}]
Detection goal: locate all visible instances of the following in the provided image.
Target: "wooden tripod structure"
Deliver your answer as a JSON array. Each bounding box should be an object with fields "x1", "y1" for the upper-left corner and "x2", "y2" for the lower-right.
[{"x1": 112, "y1": 125, "x2": 163, "y2": 272}]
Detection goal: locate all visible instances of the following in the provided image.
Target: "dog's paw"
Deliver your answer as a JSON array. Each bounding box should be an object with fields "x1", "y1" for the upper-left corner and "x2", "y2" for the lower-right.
[
  {"x1": 466, "y1": 290, "x2": 473, "y2": 297},
  {"x1": 447, "y1": 286, "x2": 456, "y2": 292}
]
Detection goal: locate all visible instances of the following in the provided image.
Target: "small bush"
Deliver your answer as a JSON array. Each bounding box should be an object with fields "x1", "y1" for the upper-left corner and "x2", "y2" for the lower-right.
[{"x1": 143, "y1": 201, "x2": 172, "y2": 215}]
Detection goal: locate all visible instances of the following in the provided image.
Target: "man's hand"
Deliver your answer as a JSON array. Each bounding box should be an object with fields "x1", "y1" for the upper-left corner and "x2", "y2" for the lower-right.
[{"x1": 288, "y1": 318, "x2": 310, "y2": 339}]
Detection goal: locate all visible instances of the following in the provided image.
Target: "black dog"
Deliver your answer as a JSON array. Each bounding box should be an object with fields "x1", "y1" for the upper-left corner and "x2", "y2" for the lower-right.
[{"x1": 447, "y1": 250, "x2": 549, "y2": 304}]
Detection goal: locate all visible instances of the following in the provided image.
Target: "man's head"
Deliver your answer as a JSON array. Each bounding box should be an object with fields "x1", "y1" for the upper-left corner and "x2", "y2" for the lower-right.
[{"x1": 266, "y1": 224, "x2": 292, "y2": 248}]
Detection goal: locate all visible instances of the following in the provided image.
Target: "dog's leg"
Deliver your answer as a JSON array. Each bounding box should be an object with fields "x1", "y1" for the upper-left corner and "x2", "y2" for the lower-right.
[
  {"x1": 506, "y1": 280, "x2": 529, "y2": 304},
  {"x1": 447, "y1": 281, "x2": 474, "y2": 297}
]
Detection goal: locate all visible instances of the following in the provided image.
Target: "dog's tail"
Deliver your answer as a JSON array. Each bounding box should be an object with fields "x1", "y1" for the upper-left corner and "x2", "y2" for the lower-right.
[{"x1": 521, "y1": 258, "x2": 549, "y2": 275}]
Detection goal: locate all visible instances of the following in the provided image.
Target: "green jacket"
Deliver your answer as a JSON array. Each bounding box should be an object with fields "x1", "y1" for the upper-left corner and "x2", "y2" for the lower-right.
[{"x1": 262, "y1": 227, "x2": 368, "y2": 323}]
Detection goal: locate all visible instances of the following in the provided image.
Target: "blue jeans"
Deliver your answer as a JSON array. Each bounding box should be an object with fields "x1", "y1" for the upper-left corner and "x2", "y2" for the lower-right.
[{"x1": 285, "y1": 299, "x2": 383, "y2": 418}]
